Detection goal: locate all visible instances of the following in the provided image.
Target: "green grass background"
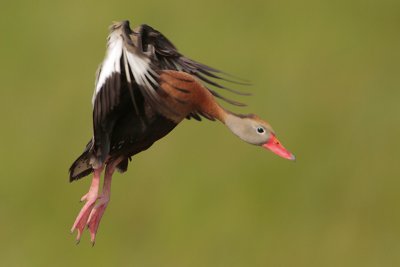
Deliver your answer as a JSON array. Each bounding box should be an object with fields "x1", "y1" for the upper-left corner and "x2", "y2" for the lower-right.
[{"x1": 1, "y1": 0, "x2": 400, "y2": 266}]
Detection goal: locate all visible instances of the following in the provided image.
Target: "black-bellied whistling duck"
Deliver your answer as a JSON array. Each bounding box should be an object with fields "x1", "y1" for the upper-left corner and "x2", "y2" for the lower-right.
[{"x1": 69, "y1": 20, "x2": 295, "y2": 244}]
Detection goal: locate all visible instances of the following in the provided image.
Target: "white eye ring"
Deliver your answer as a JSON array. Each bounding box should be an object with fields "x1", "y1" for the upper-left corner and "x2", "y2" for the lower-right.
[{"x1": 256, "y1": 127, "x2": 265, "y2": 134}]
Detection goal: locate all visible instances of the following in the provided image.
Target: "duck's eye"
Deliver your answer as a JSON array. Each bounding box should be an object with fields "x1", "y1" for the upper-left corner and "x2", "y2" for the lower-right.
[{"x1": 257, "y1": 127, "x2": 265, "y2": 134}]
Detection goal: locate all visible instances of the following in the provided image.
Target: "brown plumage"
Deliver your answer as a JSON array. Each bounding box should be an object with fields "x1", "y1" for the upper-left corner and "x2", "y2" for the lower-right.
[
  {"x1": 158, "y1": 70, "x2": 225, "y2": 122},
  {"x1": 69, "y1": 21, "x2": 294, "y2": 244}
]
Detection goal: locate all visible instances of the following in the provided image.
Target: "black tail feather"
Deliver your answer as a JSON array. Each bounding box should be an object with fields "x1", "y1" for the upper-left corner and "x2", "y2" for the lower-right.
[{"x1": 69, "y1": 140, "x2": 94, "y2": 182}]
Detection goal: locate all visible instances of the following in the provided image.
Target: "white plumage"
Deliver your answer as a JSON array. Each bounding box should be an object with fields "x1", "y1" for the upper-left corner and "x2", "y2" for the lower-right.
[
  {"x1": 92, "y1": 32, "x2": 123, "y2": 105},
  {"x1": 92, "y1": 30, "x2": 157, "y2": 106}
]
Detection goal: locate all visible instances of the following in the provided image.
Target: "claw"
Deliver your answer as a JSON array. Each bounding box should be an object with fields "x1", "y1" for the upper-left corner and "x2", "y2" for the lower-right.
[
  {"x1": 70, "y1": 187, "x2": 110, "y2": 244},
  {"x1": 87, "y1": 196, "x2": 110, "y2": 244},
  {"x1": 71, "y1": 197, "x2": 97, "y2": 244}
]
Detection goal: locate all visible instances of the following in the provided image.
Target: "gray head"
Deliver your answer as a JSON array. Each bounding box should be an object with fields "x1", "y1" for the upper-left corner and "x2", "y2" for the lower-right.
[{"x1": 224, "y1": 113, "x2": 295, "y2": 160}]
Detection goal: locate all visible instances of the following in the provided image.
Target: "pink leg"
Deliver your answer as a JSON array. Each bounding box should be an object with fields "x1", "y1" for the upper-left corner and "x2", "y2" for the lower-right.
[
  {"x1": 71, "y1": 158, "x2": 122, "y2": 244},
  {"x1": 71, "y1": 166, "x2": 104, "y2": 243},
  {"x1": 86, "y1": 161, "x2": 118, "y2": 245}
]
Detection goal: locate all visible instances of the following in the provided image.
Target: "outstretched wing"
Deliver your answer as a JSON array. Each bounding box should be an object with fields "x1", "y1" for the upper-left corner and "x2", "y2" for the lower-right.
[
  {"x1": 91, "y1": 21, "x2": 177, "y2": 163},
  {"x1": 135, "y1": 24, "x2": 249, "y2": 111},
  {"x1": 92, "y1": 21, "x2": 250, "y2": 161}
]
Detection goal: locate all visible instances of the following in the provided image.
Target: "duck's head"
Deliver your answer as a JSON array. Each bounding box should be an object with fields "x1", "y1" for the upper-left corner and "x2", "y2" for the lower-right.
[{"x1": 225, "y1": 113, "x2": 295, "y2": 160}]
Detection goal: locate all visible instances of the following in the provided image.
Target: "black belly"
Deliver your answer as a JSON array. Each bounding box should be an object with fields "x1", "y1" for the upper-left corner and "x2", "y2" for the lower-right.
[
  {"x1": 106, "y1": 89, "x2": 178, "y2": 162},
  {"x1": 108, "y1": 111, "x2": 177, "y2": 161}
]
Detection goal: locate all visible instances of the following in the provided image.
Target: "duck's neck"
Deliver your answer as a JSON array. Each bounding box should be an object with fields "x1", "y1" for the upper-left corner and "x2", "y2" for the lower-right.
[
  {"x1": 223, "y1": 112, "x2": 247, "y2": 138},
  {"x1": 196, "y1": 91, "x2": 245, "y2": 135}
]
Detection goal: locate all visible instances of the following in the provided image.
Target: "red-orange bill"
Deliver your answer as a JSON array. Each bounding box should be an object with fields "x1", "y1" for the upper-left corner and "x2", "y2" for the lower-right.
[{"x1": 262, "y1": 135, "x2": 295, "y2": 161}]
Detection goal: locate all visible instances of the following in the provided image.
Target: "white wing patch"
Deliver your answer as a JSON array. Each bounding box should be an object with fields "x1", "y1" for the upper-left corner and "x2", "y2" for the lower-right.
[
  {"x1": 92, "y1": 30, "x2": 158, "y2": 107},
  {"x1": 92, "y1": 32, "x2": 123, "y2": 105},
  {"x1": 123, "y1": 49, "x2": 158, "y2": 93}
]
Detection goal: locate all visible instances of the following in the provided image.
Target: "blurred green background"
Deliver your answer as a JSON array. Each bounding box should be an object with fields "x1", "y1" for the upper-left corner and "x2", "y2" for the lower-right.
[{"x1": 1, "y1": 0, "x2": 400, "y2": 266}]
